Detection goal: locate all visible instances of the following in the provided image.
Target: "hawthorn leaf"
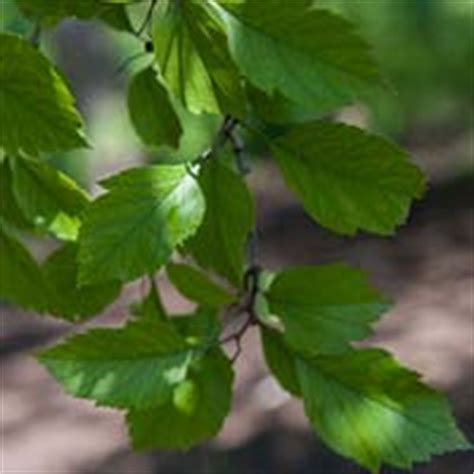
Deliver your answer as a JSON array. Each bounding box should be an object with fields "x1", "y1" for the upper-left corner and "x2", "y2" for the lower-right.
[
  {"x1": 130, "y1": 285, "x2": 167, "y2": 322},
  {"x1": 272, "y1": 122, "x2": 426, "y2": 235},
  {"x1": 43, "y1": 243, "x2": 122, "y2": 322},
  {"x1": 172, "y1": 308, "x2": 221, "y2": 349},
  {"x1": 261, "y1": 328, "x2": 301, "y2": 397},
  {"x1": 78, "y1": 165, "x2": 205, "y2": 285},
  {"x1": 297, "y1": 349, "x2": 471, "y2": 473},
  {"x1": 38, "y1": 318, "x2": 198, "y2": 409},
  {"x1": 215, "y1": 0, "x2": 384, "y2": 115},
  {"x1": 11, "y1": 156, "x2": 89, "y2": 241},
  {"x1": 186, "y1": 159, "x2": 254, "y2": 285},
  {"x1": 128, "y1": 67, "x2": 182, "y2": 148},
  {"x1": 15, "y1": 0, "x2": 134, "y2": 32},
  {"x1": 127, "y1": 349, "x2": 233, "y2": 450},
  {"x1": 152, "y1": 0, "x2": 245, "y2": 116},
  {"x1": 167, "y1": 263, "x2": 235, "y2": 307},
  {"x1": 266, "y1": 264, "x2": 390, "y2": 355},
  {"x1": 0, "y1": 34, "x2": 87, "y2": 155},
  {"x1": 0, "y1": 223, "x2": 51, "y2": 312}
]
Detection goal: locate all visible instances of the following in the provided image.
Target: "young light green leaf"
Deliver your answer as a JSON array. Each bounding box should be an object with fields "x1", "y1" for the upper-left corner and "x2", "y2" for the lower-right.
[
  {"x1": 11, "y1": 156, "x2": 89, "y2": 241},
  {"x1": 38, "y1": 318, "x2": 198, "y2": 409},
  {"x1": 128, "y1": 67, "x2": 182, "y2": 148},
  {"x1": 215, "y1": 0, "x2": 384, "y2": 115},
  {"x1": 266, "y1": 264, "x2": 390, "y2": 355},
  {"x1": 167, "y1": 263, "x2": 236, "y2": 307},
  {"x1": 0, "y1": 223, "x2": 51, "y2": 312},
  {"x1": 0, "y1": 34, "x2": 88, "y2": 155},
  {"x1": 127, "y1": 349, "x2": 233, "y2": 450},
  {"x1": 152, "y1": 0, "x2": 245, "y2": 116},
  {"x1": 186, "y1": 159, "x2": 254, "y2": 285},
  {"x1": 43, "y1": 243, "x2": 122, "y2": 322},
  {"x1": 297, "y1": 349, "x2": 471, "y2": 473},
  {"x1": 272, "y1": 122, "x2": 425, "y2": 235},
  {"x1": 78, "y1": 165, "x2": 205, "y2": 285}
]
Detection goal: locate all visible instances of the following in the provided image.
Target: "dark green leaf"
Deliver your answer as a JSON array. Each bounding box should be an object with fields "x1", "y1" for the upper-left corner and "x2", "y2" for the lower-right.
[
  {"x1": 266, "y1": 264, "x2": 389, "y2": 354},
  {"x1": 128, "y1": 67, "x2": 182, "y2": 148},
  {"x1": 272, "y1": 122, "x2": 425, "y2": 235},
  {"x1": 0, "y1": 223, "x2": 51, "y2": 312},
  {"x1": 43, "y1": 243, "x2": 121, "y2": 322},
  {"x1": 0, "y1": 34, "x2": 87, "y2": 155},
  {"x1": 215, "y1": 0, "x2": 384, "y2": 115},
  {"x1": 78, "y1": 165, "x2": 205, "y2": 285},
  {"x1": 186, "y1": 159, "x2": 254, "y2": 285},
  {"x1": 127, "y1": 349, "x2": 233, "y2": 450},
  {"x1": 167, "y1": 263, "x2": 235, "y2": 307}
]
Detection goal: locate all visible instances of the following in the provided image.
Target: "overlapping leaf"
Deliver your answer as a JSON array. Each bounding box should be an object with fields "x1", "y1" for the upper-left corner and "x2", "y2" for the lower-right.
[
  {"x1": 186, "y1": 159, "x2": 254, "y2": 285},
  {"x1": 0, "y1": 34, "x2": 87, "y2": 155},
  {"x1": 266, "y1": 264, "x2": 389, "y2": 354},
  {"x1": 152, "y1": 0, "x2": 245, "y2": 116},
  {"x1": 78, "y1": 165, "x2": 205, "y2": 285},
  {"x1": 10, "y1": 156, "x2": 89, "y2": 241},
  {"x1": 38, "y1": 318, "x2": 197, "y2": 409}
]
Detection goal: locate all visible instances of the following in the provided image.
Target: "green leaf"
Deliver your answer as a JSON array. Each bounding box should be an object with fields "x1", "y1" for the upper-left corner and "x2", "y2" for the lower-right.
[
  {"x1": 130, "y1": 285, "x2": 167, "y2": 322},
  {"x1": 0, "y1": 223, "x2": 51, "y2": 312},
  {"x1": 0, "y1": 33, "x2": 87, "y2": 155},
  {"x1": 261, "y1": 328, "x2": 301, "y2": 397},
  {"x1": 215, "y1": 0, "x2": 384, "y2": 115},
  {"x1": 186, "y1": 159, "x2": 254, "y2": 285},
  {"x1": 266, "y1": 264, "x2": 389, "y2": 355},
  {"x1": 127, "y1": 349, "x2": 233, "y2": 450},
  {"x1": 38, "y1": 318, "x2": 199, "y2": 409},
  {"x1": 128, "y1": 67, "x2": 182, "y2": 148},
  {"x1": 272, "y1": 122, "x2": 426, "y2": 235},
  {"x1": 154, "y1": 102, "x2": 220, "y2": 164},
  {"x1": 297, "y1": 349, "x2": 471, "y2": 473},
  {"x1": 16, "y1": 0, "x2": 134, "y2": 32},
  {"x1": 0, "y1": 159, "x2": 32, "y2": 231},
  {"x1": 11, "y1": 156, "x2": 89, "y2": 241},
  {"x1": 152, "y1": 0, "x2": 245, "y2": 116},
  {"x1": 167, "y1": 263, "x2": 235, "y2": 307},
  {"x1": 173, "y1": 308, "x2": 221, "y2": 348},
  {"x1": 78, "y1": 165, "x2": 205, "y2": 285},
  {"x1": 43, "y1": 243, "x2": 122, "y2": 322}
]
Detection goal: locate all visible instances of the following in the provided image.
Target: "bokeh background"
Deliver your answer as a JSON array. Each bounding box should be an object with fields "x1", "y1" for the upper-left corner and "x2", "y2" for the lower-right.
[{"x1": 1, "y1": 0, "x2": 473, "y2": 473}]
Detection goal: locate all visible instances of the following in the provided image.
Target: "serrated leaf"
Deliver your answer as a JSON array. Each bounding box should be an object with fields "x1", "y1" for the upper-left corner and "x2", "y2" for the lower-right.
[
  {"x1": 11, "y1": 156, "x2": 89, "y2": 241},
  {"x1": 167, "y1": 263, "x2": 235, "y2": 307},
  {"x1": 272, "y1": 122, "x2": 425, "y2": 235},
  {"x1": 186, "y1": 159, "x2": 254, "y2": 285},
  {"x1": 261, "y1": 328, "x2": 301, "y2": 397},
  {"x1": 127, "y1": 349, "x2": 233, "y2": 450},
  {"x1": 215, "y1": 0, "x2": 384, "y2": 115},
  {"x1": 128, "y1": 67, "x2": 182, "y2": 148},
  {"x1": 0, "y1": 34, "x2": 87, "y2": 155},
  {"x1": 43, "y1": 243, "x2": 121, "y2": 322},
  {"x1": 78, "y1": 165, "x2": 205, "y2": 285},
  {"x1": 297, "y1": 349, "x2": 471, "y2": 473},
  {"x1": 152, "y1": 0, "x2": 245, "y2": 116},
  {"x1": 38, "y1": 318, "x2": 199, "y2": 409},
  {"x1": 266, "y1": 264, "x2": 389, "y2": 355},
  {"x1": 173, "y1": 308, "x2": 221, "y2": 348},
  {"x1": 0, "y1": 223, "x2": 51, "y2": 312}
]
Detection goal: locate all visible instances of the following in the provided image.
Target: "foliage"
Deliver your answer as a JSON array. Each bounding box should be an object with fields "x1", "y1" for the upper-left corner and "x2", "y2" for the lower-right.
[{"x1": 0, "y1": 1, "x2": 470, "y2": 472}]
